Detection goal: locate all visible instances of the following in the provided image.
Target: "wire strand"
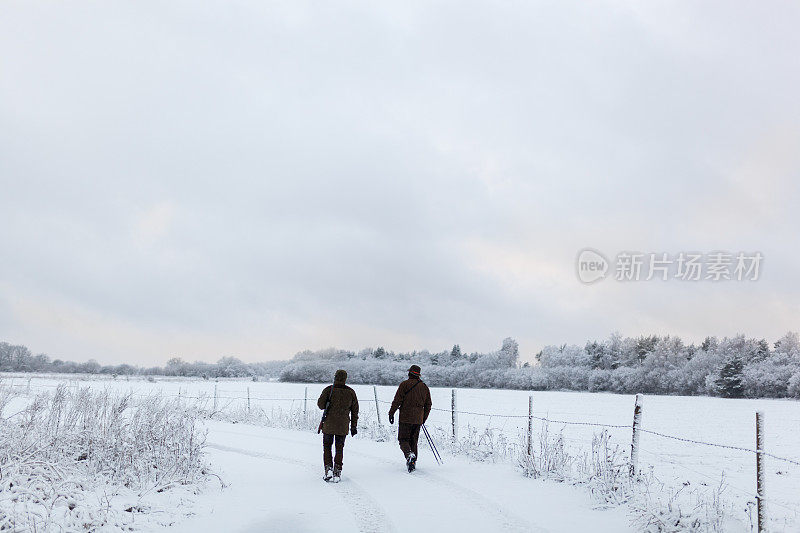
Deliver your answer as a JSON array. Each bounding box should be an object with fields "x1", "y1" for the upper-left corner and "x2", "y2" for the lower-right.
[{"x1": 9, "y1": 380, "x2": 800, "y2": 470}]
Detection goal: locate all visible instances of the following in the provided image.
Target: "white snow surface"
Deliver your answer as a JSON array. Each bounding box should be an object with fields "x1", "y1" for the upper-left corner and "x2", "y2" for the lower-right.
[
  {"x1": 170, "y1": 421, "x2": 632, "y2": 533},
  {"x1": 5, "y1": 374, "x2": 800, "y2": 531}
]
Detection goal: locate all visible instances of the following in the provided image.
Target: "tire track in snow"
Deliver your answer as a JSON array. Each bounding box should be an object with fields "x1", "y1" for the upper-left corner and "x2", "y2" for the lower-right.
[
  {"x1": 209, "y1": 429, "x2": 542, "y2": 532},
  {"x1": 413, "y1": 470, "x2": 543, "y2": 533},
  {"x1": 328, "y1": 477, "x2": 396, "y2": 533},
  {"x1": 341, "y1": 447, "x2": 542, "y2": 533},
  {"x1": 207, "y1": 442, "x2": 397, "y2": 533}
]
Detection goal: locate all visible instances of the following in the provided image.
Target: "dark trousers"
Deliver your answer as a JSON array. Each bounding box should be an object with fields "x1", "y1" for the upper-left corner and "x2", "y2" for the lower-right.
[
  {"x1": 323, "y1": 433, "x2": 346, "y2": 470},
  {"x1": 398, "y1": 422, "x2": 421, "y2": 458}
]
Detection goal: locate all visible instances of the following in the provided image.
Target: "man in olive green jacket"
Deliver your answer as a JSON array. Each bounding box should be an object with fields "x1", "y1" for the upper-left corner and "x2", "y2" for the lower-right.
[
  {"x1": 388, "y1": 365, "x2": 432, "y2": 472},
  {"x1": 317, "y1": 369, "x2": 359, "y2": 482}
]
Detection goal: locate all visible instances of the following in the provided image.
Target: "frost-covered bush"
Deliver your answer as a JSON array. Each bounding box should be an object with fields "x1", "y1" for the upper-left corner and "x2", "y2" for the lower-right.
[
  {"x1": 538, "y1": 344, "x2": 592, "y2": 367},
  {"x1": 628, "y1": 476, "x2": 736, "y2": 532},
  {"x1": 587, "y1": 369, "x2": 613, "y2": 392},
  {"x1": 582, "y1": 431, "x2": 632, "y2": 506},
  {"x1": 672, "y1": 349, "x2": 723, "y2": 395},
  {"x1": 608, "y1": 366, "x2": 642, "y2": 393},
  {"x1": 788, "y1": 372, "x2": 800, "y2": 398},
  {"x1": 742, "y1": 353, "x2": 800, "y2": 398},
  {"x1": 519, "y1": 420, "x2": 572, "y2": 480},
  {"x1": 0, "y1": 383, "x2": 214, "y2": 532}
]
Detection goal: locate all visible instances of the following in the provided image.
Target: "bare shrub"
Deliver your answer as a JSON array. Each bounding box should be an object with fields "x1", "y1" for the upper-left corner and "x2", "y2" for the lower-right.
[{"x1": 579, "y1": 430, "x2": 634, "y2": 506}]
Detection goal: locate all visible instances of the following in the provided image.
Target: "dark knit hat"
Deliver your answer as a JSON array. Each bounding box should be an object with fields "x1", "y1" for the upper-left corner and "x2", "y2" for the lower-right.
[
  {"x1": 334, "y1": 369, "x2": 347, "y2": 383},
  {"x1": 408, "y1": 365, "x2": 421, "y2": 377}
]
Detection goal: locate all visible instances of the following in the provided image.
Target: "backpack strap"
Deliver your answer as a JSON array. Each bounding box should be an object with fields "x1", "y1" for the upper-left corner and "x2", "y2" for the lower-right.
[{"x1": 399, "y1": 380, "x2": 423, "y2": 409}]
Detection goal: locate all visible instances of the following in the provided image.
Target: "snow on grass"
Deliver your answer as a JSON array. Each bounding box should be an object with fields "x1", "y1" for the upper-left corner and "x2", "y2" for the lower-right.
[
  {"x1": 193, "y1": 391, "x2": 743, "y2": 531},
  {"x1": 4, "y1": 374, "x2": 800, "y2": 531},
  {"x1": 0, "y1": 380, "x2": 218, "y2": 532}
]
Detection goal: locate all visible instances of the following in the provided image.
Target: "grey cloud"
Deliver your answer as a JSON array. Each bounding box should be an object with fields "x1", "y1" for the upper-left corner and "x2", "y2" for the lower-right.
[{"x1": 1, "y1": 1, "x2": 799, "y2": 364}]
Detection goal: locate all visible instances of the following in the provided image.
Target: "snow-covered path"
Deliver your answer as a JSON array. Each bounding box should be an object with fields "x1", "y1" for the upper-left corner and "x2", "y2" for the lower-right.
[{"x1": 168, "y1": 421, "x2": 633, "y2": 533}]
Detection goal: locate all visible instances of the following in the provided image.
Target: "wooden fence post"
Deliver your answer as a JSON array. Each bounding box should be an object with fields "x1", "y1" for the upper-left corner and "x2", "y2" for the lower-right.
[
  {"x1": 374, "y1": 386, "x2": 381, "y2": 425},
  {"x1": 247, "y1": 387, "x2": 251, "y2": 413},
  {"x1": 304, "y1": 386, "x2": 308, "y2": 415},
  {"x1": 27, "y1": 377, "x2": 31, "y2": 395},
  {"x1": 756, "y1": 411, "x2": 766, "y2": 533},
  {"x1": 528, "y1": 395, "x2": 534, "y2": 456},
  {"x1": 213, "y1": 384, "x2": 218, "y2": 412},
  {"x1": 630, "y1": 393, "x2": 643, "y2": 477},
  {"x1": 451, "y1": 389, "x2": 458, "y2": 440}
]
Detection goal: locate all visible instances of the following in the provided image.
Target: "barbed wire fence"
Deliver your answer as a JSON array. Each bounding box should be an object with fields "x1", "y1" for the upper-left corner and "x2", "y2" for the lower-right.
[{"x1": 3, "y1": 376, "x2": 799, "y2": 531}]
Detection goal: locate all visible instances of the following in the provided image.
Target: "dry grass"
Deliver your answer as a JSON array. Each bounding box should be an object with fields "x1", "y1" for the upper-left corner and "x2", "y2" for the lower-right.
[{"x1": 0, "y1": 383, "x2": 214, "y2": 532}]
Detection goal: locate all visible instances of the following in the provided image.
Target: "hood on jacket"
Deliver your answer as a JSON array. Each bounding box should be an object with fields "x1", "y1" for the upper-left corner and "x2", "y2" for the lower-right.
[{"x1": 334, "y1": 369, "x2": 348, "y2": 384}]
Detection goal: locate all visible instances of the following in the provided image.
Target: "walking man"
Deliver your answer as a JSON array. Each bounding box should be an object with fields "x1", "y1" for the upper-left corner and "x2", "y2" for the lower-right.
[
  {"x1": 317, "y1": 369, "x2": 359, "y2": 482},
  {"x1": 388, "y1": 365, "x2": 432, "y2": 472}
]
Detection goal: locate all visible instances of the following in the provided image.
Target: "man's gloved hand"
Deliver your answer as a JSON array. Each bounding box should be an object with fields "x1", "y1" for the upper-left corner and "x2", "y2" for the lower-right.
[
  {"x1": 351, "y1": 427, "x2": 358, "y2": 436},
  {"x1": 388, "y1": 412, "x2": 394, "y2": 424}
]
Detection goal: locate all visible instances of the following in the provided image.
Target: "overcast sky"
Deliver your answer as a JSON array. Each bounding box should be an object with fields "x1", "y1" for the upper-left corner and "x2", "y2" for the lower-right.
[{"x1": 1, "y1": 1, "x2": 799, "y2": 365}]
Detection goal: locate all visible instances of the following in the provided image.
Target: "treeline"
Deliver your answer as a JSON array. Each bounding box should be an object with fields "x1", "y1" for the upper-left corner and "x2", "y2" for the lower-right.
[
  {"x1": 5, "y1": 332, "x2": 800, "y2": 399},
  {"x1": 0, "y1": 342, "x2": 288, "y2": 379},
  {"x1": 280, "y1": 333, "x2": 800, "y2": 399},
  {"x1": 281, "y1": 338, "x2": 523, "y2": 387}
]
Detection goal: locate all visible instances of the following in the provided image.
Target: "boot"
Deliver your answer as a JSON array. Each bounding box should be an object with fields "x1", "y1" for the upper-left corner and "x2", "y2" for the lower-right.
[
  {"x1": 332, "y1": 466, "x2": 342, "y2": 483},
  {"x1": 406, "y1": 452, "x2": 416, "y2": 473},
  {"x1": 323, "y1": 466, "x2": 333, "y2": 482}
]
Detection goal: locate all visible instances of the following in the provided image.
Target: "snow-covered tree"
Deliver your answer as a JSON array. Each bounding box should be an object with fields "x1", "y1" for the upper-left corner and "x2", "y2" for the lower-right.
[
  {"x1": 716, "y1": 357, "x2": 744, "y2": 398},
  {"x1": 451, "y1": 344, "x2": 462, "y2": 360},
  {"x1": 774, "y1": 332, "x2": 800, "y2": 354},
  {"x1": 498, "y1": 338, "x2": 519, "y2": 368}
]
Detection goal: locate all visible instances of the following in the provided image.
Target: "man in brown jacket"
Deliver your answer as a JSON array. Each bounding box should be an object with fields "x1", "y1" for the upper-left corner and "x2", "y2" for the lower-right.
[
  {"x1": 388, "y1": 365, "x2": 432, "y2": 472},
  {"x1": 317, "y1": 369, "x2": 359, "y2": 482}
]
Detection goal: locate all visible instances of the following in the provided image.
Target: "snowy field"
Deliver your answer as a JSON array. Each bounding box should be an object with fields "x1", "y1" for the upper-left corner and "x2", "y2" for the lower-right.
[{"x1": 2, "y1": 373, "x2": 799, "y2": 531}]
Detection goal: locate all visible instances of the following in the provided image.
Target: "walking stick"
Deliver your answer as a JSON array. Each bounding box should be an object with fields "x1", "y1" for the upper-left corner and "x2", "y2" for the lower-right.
[
  {"x1": 422, "y1": 424, "x2": 443, "y2": 465},
  {"x1": 423, "y1": 426, "x2": 443, "y2": 465}
]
